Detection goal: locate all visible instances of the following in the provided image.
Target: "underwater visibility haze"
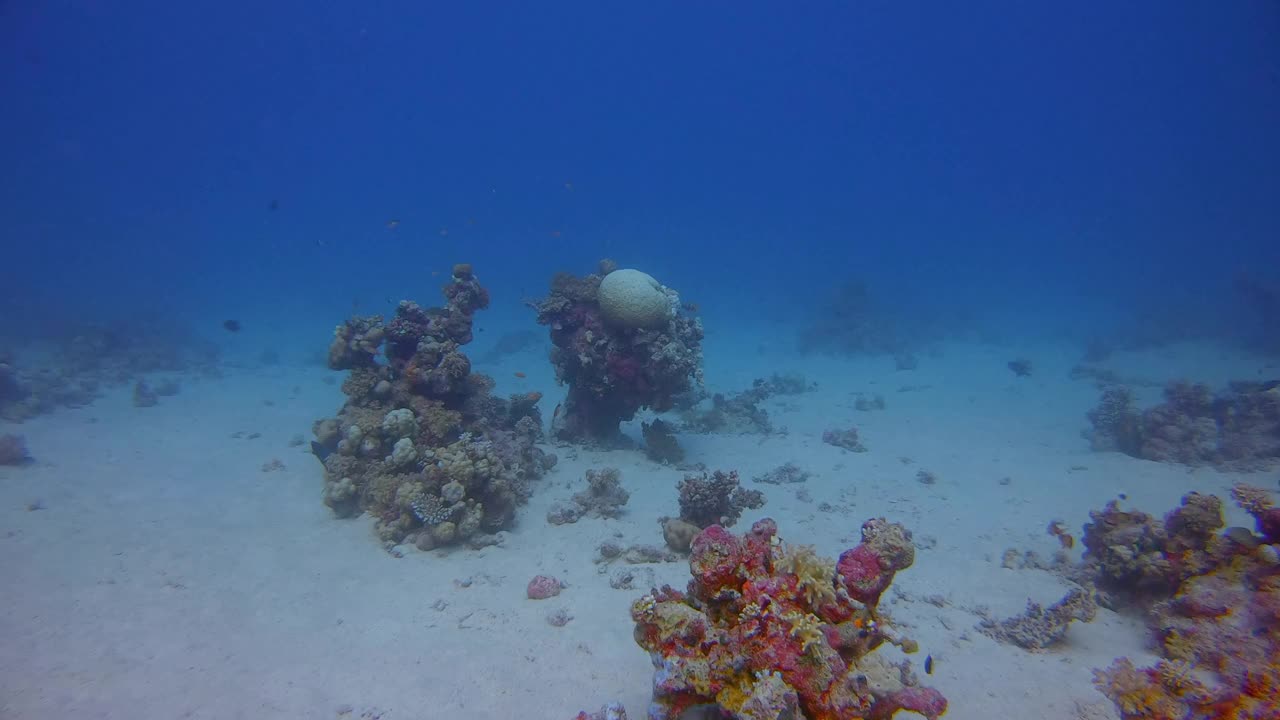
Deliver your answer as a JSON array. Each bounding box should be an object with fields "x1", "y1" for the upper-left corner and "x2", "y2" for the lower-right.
[{"x1": 2, "y1": 2, "x2": 1280, "y2": 719}]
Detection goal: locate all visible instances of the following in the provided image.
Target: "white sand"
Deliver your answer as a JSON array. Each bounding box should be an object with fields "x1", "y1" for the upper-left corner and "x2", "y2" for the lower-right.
[{"x1": 1, "y1": 339, "x2": 1270, "y2": 720}]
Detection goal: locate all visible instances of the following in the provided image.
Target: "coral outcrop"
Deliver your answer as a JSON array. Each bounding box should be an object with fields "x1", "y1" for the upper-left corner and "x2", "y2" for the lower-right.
[
  {"x1": 313, "y1": 266, "x2": 555, "y2": 549},
  {"x1": 0, "y1": 433, "x2": 30, "y2": 465},
  {"x1": 631, "y1": 518, "x2": 946, "y2": 720},
  {"x1": 680, "y1": 374, "x2": 813, "y2": 436},
  {"x1": 532, "y1": 261, "x2": 704, "y2": 443},
  {"x1": 1, "y1": 325, "x2": 214, "y2": 422},
  {"x1": 675, "y1": 469, "x2": 765, "y2": 530},
  {"x1": 1085, "y1": 380, "x2": 1280, "y2": 471},
  {"x1": 1088, "y1": 485, "x2": 1280, "y2": 719},
  {"x1": 546, "y1": 467, "x2": 631, "y2": 525}
]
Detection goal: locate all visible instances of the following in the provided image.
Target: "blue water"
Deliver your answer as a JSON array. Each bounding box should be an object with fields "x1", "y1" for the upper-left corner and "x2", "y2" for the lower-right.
[
  {"x1": 3, "y1": 3, "x2": 1280, "y2": 718},
  {"x1": 4, "y1": 2, "x2": 1277, "y2": 348}
]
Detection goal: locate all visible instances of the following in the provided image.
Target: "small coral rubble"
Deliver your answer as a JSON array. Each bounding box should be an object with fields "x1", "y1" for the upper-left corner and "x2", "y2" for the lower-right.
[
  {"x1": 532, "y1": 262, "x2": 704, "y2": 443},
  {"x1": 631, "y1": 518, "x2": 946, "y2": 720},
  {"x1": 547, "y1": 467, "x2": 631, "y2": 525},
  {"x1": 313, "y1": 266, "x2": 554, "y2": 549},
  {"x1": 823, "y1": 426, "x2": 868, "y2": 453},
  {"x1": 1088, "y1": 485, "x2": 1280, "y2": 719},
  {"x1": 978, "y1": 587, "x2": 1097, "y2": 650}
]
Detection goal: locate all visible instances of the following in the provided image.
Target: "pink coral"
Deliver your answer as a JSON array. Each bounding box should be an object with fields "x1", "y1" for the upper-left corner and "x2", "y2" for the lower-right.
[
  {"x1": 631, "y1": 518, "x2": 944, "y2": 720},
  {"x1": 527, "y1": 575, "x2": 563, "y2": 600}
]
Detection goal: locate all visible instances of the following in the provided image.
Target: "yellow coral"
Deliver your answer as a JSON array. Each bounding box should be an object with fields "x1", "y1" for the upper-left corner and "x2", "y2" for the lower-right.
[
  {"x1": 775, "y1": 543, "x2": 838, "y2": 607},
  {"x1": 782, "y1": 610, "x2": 826, "y2": 655}
]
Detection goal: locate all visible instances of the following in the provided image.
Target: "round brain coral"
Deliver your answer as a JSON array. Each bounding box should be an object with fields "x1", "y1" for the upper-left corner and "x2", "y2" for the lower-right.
[{"x1": 598, "y1": 269, "x2": 672, "y2": 330}]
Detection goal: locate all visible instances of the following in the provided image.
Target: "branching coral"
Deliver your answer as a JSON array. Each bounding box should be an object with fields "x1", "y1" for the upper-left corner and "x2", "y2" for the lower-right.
[
  {"x1": 677, "y1": 469, "x2": 765, "y2": 529},
  {"x1": 631, "y1": 518, "x2": 945, "y2": 720}
]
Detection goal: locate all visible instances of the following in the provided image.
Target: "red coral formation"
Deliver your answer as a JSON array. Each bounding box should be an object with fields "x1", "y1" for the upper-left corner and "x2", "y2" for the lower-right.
[
  {"x1": 632, "y1": 518, "x2": 945, "y2": 720},
  {"x1": 1091, "y1": 485, "x2": 1280, "y2": 719}
]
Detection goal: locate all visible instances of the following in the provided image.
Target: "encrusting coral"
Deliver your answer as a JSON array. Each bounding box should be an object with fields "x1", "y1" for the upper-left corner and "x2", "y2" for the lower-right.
[
  {"x1": 631, "y1": 518, "x2": 946, "y2": 720},
  {"x1": 532, "y1": 260, "x2": 704, "y2": 444},
  {"x1": 313, "y1": 265, "x2": 556, "y2": 549},
  {"x1": 1089, "y1": 484, "x2": 1280, "y2": 719}
]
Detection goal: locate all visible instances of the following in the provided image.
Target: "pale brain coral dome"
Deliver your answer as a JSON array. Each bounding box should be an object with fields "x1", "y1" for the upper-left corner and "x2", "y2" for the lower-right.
[{"x1": 598, "y1": 268, "x2": 678, "y2": 330}]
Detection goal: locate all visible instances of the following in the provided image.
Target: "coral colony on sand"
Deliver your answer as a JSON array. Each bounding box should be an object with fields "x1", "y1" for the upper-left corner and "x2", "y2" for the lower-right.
[
  {"x1": 1086, "y1": 380, "x2": 1280, "y2": 471},
  {"x1": 1086, "y1": 485, "x2": 1280, "y2": 719},
  {"x1": 312, "y1": 265, "x2": 556, "y2": 549},
  {"x1": 532, "y1": 260, "x2": 704, "y2": 444},
  {"x1": 624, "y1": 518, "x2": 946, "y2": 720}
]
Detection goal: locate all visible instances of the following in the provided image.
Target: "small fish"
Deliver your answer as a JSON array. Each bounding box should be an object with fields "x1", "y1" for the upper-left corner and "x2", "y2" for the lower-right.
[
  {"x1": 439, "y1": 227, "x2": 449, "y2": 236},
  {"x1": 268, "y1": 199, "x2": 279, "y2": 211},
  {"x1": 549, "y1": 230, "x2": 562, "y2": 238},
  {"x1": 222, "y1": 320, "x2": 242, "y2": 332},
  {"x1": 564, "y1": 181, "x2": 573, "y2": 191},
  {"x1": 924, "y1": 654, "x2": 934, "y2": 675},
  {"x1": 310, "y1": 441, "x2": 333, "y2": 463},
  {"x1": 386, "y1": 219, "x2": 400, "y2": 229},
  {"x1": 514, "y1": 372, "x2": 527, "y2": 378}
]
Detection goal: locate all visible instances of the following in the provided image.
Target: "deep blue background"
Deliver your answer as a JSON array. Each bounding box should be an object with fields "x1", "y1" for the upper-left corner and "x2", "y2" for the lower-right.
[{"x1": 3, "y1": 1, "x2": 1278, "y2": 346}]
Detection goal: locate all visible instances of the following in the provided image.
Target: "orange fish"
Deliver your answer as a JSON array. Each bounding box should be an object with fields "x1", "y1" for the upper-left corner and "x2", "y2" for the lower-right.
[{"x1": 514, "y1": 372, "x2": 527, "y2": 378}]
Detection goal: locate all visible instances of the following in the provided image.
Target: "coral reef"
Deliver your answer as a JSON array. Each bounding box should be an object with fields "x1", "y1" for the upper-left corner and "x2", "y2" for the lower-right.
[
  {"x1": 1078, "y1": 492, "x2": 1224, "y2": 608},
  {"x1": 547, "y1": 468, "x2": 631, "y2": 524},
  {"x1": 978, "y1": 587, "x2": 1097, "y2": 650},
  {"x1": 572, "y1": 703, "x2": 629, "y2": 720},
  {"x1": 823, "y1": 426, "x2": 868, "y2": 453},
  {"x1": 313, "y1": 266, "x2": 555, "y2": 549},
  {"x1": 1086, "y1": 486, "x2": 1280, "y2": 719},
  {"x1": 132, "y1": 380, "x2": 158, "y2": 407},
  {"x1": 1007, "y1": 358, "x2": 1033, "y2": 377},
  {"x1": 631, "y1": 518, "x2": 946, "y2": 720},
  {"x1": 797, "y1": 279, "x2": 906, "y2": 356},
  {"x1": 574, "y1": 467, "x2": 630, "y2": 517},
  {"x1": 752, "y1": 462, "x2": 811, "y2": 485},
  {"x1": 641, "y1": 419, "x2": 684, "y2": 464},
  {"x1": 532, "y1": 261, "x2": 704, "y2": 443},
  {"x1": 0, "y1": 433, "x2": 30, "y2": 465},
  {"x1": 676, "y1": 469, "x2": 765, "y2": 529},
  {"x1": 0, "y1": 325, "x2": 214, "y2": 422},
  {"x1": 681, "y1": 375, "x2": 811, "y2": 435},
  {"x1": 1085, "y1": 380, "x2": 1280, "y2": 471}
]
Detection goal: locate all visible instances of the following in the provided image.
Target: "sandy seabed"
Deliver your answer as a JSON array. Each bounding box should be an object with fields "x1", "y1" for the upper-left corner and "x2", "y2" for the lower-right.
[{"x1": 1, "y1": 337, "x2": 1269, "y2": 720}]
